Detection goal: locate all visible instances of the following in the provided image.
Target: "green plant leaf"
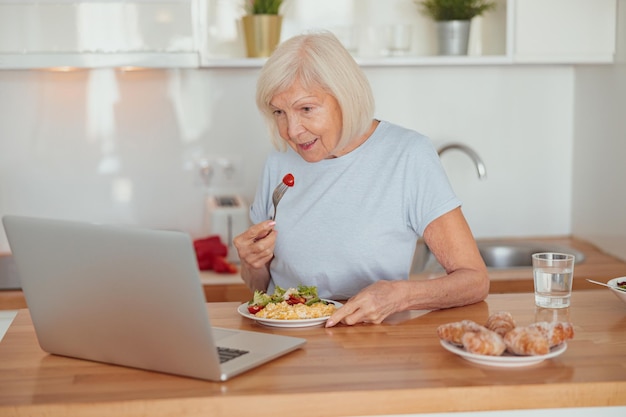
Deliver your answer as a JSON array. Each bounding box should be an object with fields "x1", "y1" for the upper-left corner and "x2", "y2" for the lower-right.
[
  {"x1": 416, "y1": 0, "x2": 496, "y2": 21},
  {"x1": 250, "y1": 0, "x2": 283, "y2": 15}
]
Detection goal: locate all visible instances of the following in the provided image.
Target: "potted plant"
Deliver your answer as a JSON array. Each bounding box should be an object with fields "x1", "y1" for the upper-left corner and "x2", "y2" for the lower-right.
[
  {"x1": 242, "y1": 0, "x2": 284, "y2": 58},
  {"x1": 415, "y1": 0, "x2": 496, "y2": 55},
  {"x1": 247, "y1": 0, "x2": 283, "y2": 15}
]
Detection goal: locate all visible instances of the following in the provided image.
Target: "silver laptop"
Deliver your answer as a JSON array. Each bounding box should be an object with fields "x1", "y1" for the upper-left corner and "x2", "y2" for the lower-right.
[{"x1": 2, "y1": 215, "x2": 305, "y2": 381}]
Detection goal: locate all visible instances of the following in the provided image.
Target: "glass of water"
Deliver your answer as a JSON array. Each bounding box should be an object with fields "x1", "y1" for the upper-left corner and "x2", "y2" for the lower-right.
[
  {"x1": 532, "y1": 253, "x2": 576, "y2": 308},
  {"x1": 384, "y1": 24, "x2": 413, "y2": 56}
]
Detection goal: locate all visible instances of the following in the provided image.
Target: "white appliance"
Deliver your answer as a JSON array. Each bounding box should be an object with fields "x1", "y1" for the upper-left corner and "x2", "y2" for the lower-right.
[{"x1": 204, "y1": 195, "x2": 249, "y2": 263}]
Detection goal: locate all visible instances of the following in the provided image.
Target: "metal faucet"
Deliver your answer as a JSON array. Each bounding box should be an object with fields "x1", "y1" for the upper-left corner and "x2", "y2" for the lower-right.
[{"x1": 437, "y1": 143, "x2": 487, "y2": 180}]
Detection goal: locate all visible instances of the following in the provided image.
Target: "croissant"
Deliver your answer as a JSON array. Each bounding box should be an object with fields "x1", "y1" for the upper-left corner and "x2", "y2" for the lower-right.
[
  {"x1": 462, "y1": 329, "x2": 506, "y2": 356},
  {"x1": 528, "y1": 321, "x2": 574, "y2": 347},
  {"x1": 485, "y1": 311, "x2": 517, "y2": 337},
  {"x1": 437, "y1": 320, "x2": 484, "y2": 345},
  {"x1": 504, "y1": 326, "x2": 550, "y2": 356}
]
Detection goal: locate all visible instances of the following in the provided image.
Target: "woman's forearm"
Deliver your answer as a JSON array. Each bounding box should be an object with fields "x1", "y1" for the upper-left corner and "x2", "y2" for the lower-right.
[
  {"x1": 240, "y1": 262, "x2": 271, "y2": 293},
  {"x1": 402, "y1": 269, "x2": 489, "y2": 311}
]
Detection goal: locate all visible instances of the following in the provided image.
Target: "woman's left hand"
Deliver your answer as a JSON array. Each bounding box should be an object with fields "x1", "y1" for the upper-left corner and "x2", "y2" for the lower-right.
[{"x1": 325, "y1": 280, "x2": 406, "y2": 327}]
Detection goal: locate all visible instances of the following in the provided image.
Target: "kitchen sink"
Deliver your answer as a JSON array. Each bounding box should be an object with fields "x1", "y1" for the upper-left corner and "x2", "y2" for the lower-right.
[
  {"x1": 411, "y1": 240, "x2": 585, "y2": 274},
  {"x1": 477, "y1": 240, "x2": 585, "y2": 268}
]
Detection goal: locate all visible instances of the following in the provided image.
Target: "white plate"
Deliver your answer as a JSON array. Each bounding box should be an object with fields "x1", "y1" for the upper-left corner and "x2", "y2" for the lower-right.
[
  {"x1": 237, "y1": 300, "x2": 343, "y2": 328},
  {"x1": 607, "y1": 277, "x2": 626, "y2": 305},
  {"x1": 439, "y1": 340, "x2": 567, "y2": 367}
]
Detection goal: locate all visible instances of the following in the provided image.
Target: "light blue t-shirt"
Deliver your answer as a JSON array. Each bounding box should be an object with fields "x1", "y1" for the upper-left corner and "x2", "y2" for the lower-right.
[{"x1": 250, "y1": 120, "x2": 461, "y2": 300}]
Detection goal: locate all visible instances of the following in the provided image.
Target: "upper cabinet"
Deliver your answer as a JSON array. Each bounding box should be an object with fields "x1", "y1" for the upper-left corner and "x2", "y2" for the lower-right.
[
  {"x1": 0, "y1": 0, "x2": 201, "y2": 69},
  {"x1": 0, "y1": 0, "x2": 619, "y2": 70},
  {"x1": 511, "y1": 0, "x2": 617, "y2": 63}
]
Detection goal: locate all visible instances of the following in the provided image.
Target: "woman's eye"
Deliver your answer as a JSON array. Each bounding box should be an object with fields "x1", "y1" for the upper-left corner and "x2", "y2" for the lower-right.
[
  {"x1": 302, "y1": 106, "x2": 313, "y2": 112},
  {"x1": 272, "y1": 109, "x2": 284, "y2": 117}
]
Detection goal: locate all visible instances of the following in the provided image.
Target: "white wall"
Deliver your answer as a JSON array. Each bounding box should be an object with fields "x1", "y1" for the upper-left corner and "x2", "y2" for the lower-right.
[
  {"x1": 571, "y1": 2, "x2": 626, "y2": 261},
  {"x1": 571, "y1": 63, "x2": 626, "y2": 261},
  {"x1": 0, "y1": 67, "x2": 269, "y2": 251},
  {"x1": 365, "y1": 65, "x2": 574, "y2": 239},
  {"x1": 0, "y1": 65, "x2": 576, "y2": 252},
  {"x1": 1, "y1": 0, "x2": 623, "y2": 259}
]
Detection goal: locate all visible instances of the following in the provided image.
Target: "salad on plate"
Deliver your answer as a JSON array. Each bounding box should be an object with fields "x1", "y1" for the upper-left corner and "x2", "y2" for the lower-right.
[{"x1": 246, "y1": 285, "x2": 337, "y2": 320}]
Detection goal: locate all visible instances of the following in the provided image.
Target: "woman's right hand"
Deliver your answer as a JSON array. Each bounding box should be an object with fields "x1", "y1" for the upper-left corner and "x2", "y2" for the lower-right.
[{"x1": 233, "y1": 220, "x2": 277, "y2": 270}]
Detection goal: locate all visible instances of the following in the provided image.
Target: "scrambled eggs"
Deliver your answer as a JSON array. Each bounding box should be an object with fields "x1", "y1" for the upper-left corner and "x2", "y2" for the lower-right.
[{"x1": 254, "y1": 301, "x2": 336, "y2": 320}]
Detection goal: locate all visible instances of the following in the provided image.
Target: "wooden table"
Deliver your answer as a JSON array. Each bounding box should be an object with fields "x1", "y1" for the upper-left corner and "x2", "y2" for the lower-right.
[{"x1": 0, "y1": 290, "x2": 625, "y2": 417}]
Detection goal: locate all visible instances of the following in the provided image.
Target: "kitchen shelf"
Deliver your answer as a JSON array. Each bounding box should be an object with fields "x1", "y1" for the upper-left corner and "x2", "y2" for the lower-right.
[
  {"x1": 200, "y1": 54, "x2": 618, "y2": 69},
  {"x1": 201, "y1": 55, "x2": 515, "y2": 69},
  {"x1": 199, "y1": 0, "x2": 616, "y2": 69},
  {"x1": 0, "y1": 0, "x2": 616, "y2": 70},
  {"x1": 0, "y1": 52, "x2": 200, "y2": 70},
  {"x1": 356, "y1": 55, "x2": 513, "y2": 67}
]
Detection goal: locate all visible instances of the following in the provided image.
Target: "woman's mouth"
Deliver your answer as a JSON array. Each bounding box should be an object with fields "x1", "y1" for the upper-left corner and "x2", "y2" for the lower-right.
[{"x1": 298, "y1": 138, "x2": 318, "y2": 151}]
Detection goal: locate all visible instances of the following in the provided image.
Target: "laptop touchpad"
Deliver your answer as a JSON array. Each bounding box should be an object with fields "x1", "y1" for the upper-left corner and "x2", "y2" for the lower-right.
[{"x1": 212, "y1": 327, "x2": 239, "y2": 341}]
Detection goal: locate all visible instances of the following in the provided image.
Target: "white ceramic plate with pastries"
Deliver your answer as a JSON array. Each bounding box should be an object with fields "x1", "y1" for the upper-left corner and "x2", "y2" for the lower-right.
[
  {"x1": 437, "y1": 312, "x2": 574, "y2": 368},
  {"x1": 439, "y1": 340, "x2": 567, "y2": 367}
]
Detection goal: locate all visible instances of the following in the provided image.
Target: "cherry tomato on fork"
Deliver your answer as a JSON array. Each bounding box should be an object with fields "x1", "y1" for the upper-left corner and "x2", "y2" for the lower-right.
[{"x1": 282, "y1": 173, "x2": 295, "y2": 187}]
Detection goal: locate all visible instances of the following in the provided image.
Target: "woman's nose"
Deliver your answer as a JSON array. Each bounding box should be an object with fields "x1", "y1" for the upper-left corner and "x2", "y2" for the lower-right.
[{"x1": 287, "y1": 115, "x2": 305, "y2": 138}]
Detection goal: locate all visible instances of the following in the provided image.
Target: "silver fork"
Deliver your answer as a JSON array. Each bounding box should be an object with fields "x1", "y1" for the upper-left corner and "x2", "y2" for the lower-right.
[
  {"x1": 271, "y1": 181, "x2": 289, "y2": 220},
  {"x1": 254, "y1": 180, "x2": 290, "y2": 242}
]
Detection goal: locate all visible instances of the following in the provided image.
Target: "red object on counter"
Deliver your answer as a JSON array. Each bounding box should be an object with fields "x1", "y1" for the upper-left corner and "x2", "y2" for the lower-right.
[
  {"x1": 212, "y1": 256, "x2": 238, "y2": 274},
  {"x1": 193, "y1": 236, "x2": 237, "y2": 274}
]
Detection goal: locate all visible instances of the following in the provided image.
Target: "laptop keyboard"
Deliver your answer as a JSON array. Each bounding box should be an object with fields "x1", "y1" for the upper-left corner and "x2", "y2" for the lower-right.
[{"x1": 217, "y1": 346, "x2": 249, "y2": 364}]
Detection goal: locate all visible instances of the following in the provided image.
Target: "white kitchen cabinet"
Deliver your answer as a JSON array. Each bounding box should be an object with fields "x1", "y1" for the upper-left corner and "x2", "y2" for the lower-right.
[
  {"x1": 0, "y1": 0, "x2": 202, "y2": 69},
  {"x1": 0, "y1": 0, "x2": 618, "y2": 69},
  {"x1": 511, "y1": 0, "x2": 617, "y2": 63}
]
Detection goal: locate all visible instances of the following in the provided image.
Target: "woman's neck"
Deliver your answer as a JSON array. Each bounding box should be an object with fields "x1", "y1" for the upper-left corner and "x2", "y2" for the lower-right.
[{"x1": 329, "y1": 119, "x2": 380, "y2": 158}]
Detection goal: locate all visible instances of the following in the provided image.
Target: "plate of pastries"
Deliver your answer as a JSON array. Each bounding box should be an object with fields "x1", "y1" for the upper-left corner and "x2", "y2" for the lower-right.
[{"x1": 437, "y1": 311, "x2": 574, "y2": 367}]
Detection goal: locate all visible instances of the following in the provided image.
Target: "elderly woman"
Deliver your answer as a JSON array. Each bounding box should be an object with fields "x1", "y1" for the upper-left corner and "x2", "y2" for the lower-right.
[{"x1": 233, "y1": 31, "x2": 488, "y2": 327}]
